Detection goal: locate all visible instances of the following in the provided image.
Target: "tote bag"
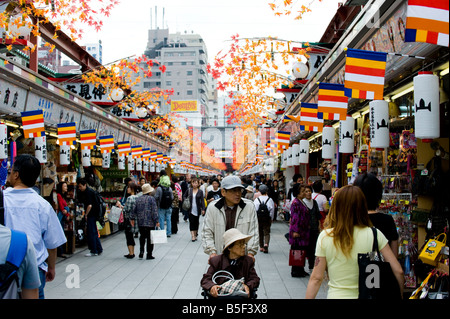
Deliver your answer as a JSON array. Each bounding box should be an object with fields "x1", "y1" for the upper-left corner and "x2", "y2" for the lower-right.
[
  {"x1": 150, "y1": 228, "x2": 168, "y2": 244},
  {"x1": 358, "y1": 228, "x2": 401, "y2": 299},
  {"x1": 288, "y1": 249, "x2": 306, "y2": 267},
  {"x1": 109, "y1": 206, "x2": 122, "y2": 224}
]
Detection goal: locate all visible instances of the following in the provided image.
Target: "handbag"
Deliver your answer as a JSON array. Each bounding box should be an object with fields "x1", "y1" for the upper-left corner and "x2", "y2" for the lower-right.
[
  {"x1": 419, "y1": 233, "x2": 447, "y2": 266},
  {"x1": 212, "y1": 270, "x2": 248, "y2": 298},
  {"x1": 182, "y1": 196, "x2": 191, "y2": 211},
  {"x1": 282, "y1": 199, "x2": 291, "y2": 213},
  {"x1": 358, "y1": 227, "x2": 401, "y2": 299},
  {"x1": 288, "y1": 249, "x2": 306, "y2": 267},
  {"x1": 108, "y1": 206, "x2": 122, "y2": 224},
  {"x1": 150, "y1": 227, "x2": 168, "y2": 244}
]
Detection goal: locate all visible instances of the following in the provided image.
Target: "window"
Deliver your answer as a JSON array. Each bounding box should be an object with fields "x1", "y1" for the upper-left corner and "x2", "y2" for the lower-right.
[
  {"x1": 166, "y1": 71, "x2": 172, "y2": 76},
  {"x1": 181, "y1": 62, "x2": 187, "y2": 66},
  {"x1": 187, "y1": 80, "x2": 193, "y2": 86},
  {"x1": 187, "y1": 71, "x2": 193, "y2": 76},
  {"x1": 187, "y1": 90, "x2": 193, "y2": 95},
  {"x1": 166, "y1": 81, "x2": 172, "y2": 86}
]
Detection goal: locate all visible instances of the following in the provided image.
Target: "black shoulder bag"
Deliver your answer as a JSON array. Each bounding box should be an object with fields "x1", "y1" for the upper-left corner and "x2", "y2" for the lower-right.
[{"x1": 358, "y1": 227, "x2": 402, "y2": 299}]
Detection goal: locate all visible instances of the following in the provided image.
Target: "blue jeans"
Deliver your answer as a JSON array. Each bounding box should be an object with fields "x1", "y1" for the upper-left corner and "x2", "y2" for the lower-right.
[
  {"x1": 39, "y1": 268, "x2": 46, "y2": 299},
  {"x1": 158, "y1": 208, "x2": 172, "y2": 236},
  {"x1": 87, "y1": 216, "x2": 103, "y2": 254}
]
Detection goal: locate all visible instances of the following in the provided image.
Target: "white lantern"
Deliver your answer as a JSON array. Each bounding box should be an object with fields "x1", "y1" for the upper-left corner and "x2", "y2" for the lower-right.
[
  {"x1": 369, "y1": 100, "x2": 390, "y2": 149},
  {"x1": 281, "y1": 151, "x2": 287, "y2": 169},
  {"x1": 156, "y1": 162, "x2": 161, "y2": 173},
  {"x1": 292, "y1": 61, "x2": 309, "y2": 79},
  {"x1": 82, "y1": 149, "x2": 91, "y2": 167},
  {"x1": 292, "y1": 143, "x2": 300, "y2": 166},
  {"x1": 414, "y1": 71, "x2": 440, "y2": 141},
  {"x1": 118, "y1": 154, "x2": 126, "y2": 170},
  {"x1": 339, "y1": 117, "x2": 355, "y2": 154},
  {"x1": 136, "y1": 107, "x2": 148, "y2": 119},
  {"x1": 322, "y1": 126, "x2": 335, "y2": 160},
  {"x1": 110, "y1": 87, "x2": 125, "y2": 102},
  {"x1": 135, "y1": 158, "x2": 142, "y2": 171},
  {"x1": 0, "y1": 124, "x2": 8, "y2": 159},
  {"x1": 34, "y1": 136, "x2": 47, "y2": 164},
  {"x1": 59, "y1": 145, "x2": 71, "y2": 166},
  {"x1": 286, "y1": 146, "x2": 293, "y2": 167},
  {"x1": 299, "y1": 139, "x2": 309, "y2": 164},
  {"x1": 143, "y1": 159, "x2": 149, "y2": 172},
  {"x1": 102, "y1": 152, "x2": 110, "y2": 169},
  {"x1": 150, "y1": 160, "x2": 155, "y2": 172},
  {"x1": 128, "y1": 155, "x2": 134, "y2": 171}
]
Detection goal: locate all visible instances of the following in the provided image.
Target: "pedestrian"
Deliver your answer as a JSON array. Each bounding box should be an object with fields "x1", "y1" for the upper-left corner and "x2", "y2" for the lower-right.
[
  {"x1": 254, "y1": 184, "x2": 274, "y2": 253},
  {"x1": 76, "y1": 178, "x2": 103, "y2": 257},
  {"x1": 302, "y1": 185, "x2": 322, "y2": 271},
  {"x1": 120, "y1": 177, "x2": 133, "y2": 205},
  {"x1": 4, "y1": 154, "x2": 67, "y2": 299},
  {"x1": 139, "y1": 177, "x2": 146, "y2": 187},
  {"x1": 206, "y1": 178, "x2": 222, "y2": 204},
  {"x1": 287, "y1": 174, "x2": 303, "y2": 201},
  {"x1": 288, "y1": 183, "x2": 310, "y2": 277},
  {"x1": 179, "y1": 176, "x2": 189, "y2": 222},
  {"x1": 122, "y1": 181, "x2": 139, "y2": 259},
  {"x1": 305, "y1": 185, "x2": 404, "y2": 299},
  {"x1": 56, "y1": 181, "x2": 71, "y2": 258},
  {"x1": 353, "y1": 173, "x2": 399, "y2": 257},
  {"x1": 201, "y1": 228, "x2": 260, "y2": 298},
  {"x1": 201, "y1": 175, "x2": 259, "y2": 263},
  {"x1": 244, "y1": 185, "x2": 254, "y2": 200},
  {"x1": 312, "y1": 180, "x2": 329, "y2": 229},
  {"x1": 155, "y1": 170, "x2": 173, "y2": 237},
  {"x1": 0, "y1": 224, "x2": 40, "y2": 299},
  {"x1": 268, "y1": 180, "x2": 280, "y2": 221},
  {"x1": 253, "y1": 184, "x2": 261, "y2": 200},
  {"x1": 187, "y1": 177, "x2": 205, "y2": 242},
  {"x1": 170, "y1": 181, "x2": 179, "y2": 235},
  {"x1": 130, "y1": 184, "x2": 160, "y2": 260}
]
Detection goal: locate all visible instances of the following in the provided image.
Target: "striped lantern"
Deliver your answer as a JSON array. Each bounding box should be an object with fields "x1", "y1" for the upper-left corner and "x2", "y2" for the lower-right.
[
  {"x1": 292, "y1": 143, "x2": 300, "y2": 166},
  {"x1": 299, "y1": 139, "x2": 309, "y2": 164},
  {"x1": 322, "y1": 126, "x2": 335, "y2": 160},
  {"x1": 369, "y1": 100, "x2": 390, "y2": 149},
  {"x1": 339, "y1": 117, "x2": 355, "y2": 154},
  {"x1": 0, "y1": 124, "x2": 8, "y2": 159},
  {"x1": 414, "y1": 71, "x2": 440, "y2": 141}
]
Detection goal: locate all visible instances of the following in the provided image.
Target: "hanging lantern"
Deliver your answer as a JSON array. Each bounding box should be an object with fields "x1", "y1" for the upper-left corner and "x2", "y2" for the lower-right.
[
  {"x1": 143, "y1": 159, "x2": 149, "y2": 172},
  {"x1": 281, "y1": 151, "x2": 287, "y2": 169},
  {"x1": 135, "y1": 158, "x2": 142, "y2": 171},
  {"x1": 128, "y1": 155, "x2": 134, "y2": 171},
  {"x1": 34, "y1": 135, "x2": 47, "y2": 164},
  {"x1": 286, "y1": 146, "x2": 293, "y2": 167},
  {"x1": 59, "y1": 144, "x2": 71, "y2": 166},
  {"x1": 0, "y1": 124, "x2": 8, "y2": 159},
  {"x1": 292, "y1": 143, "x2": 300, "y2": 166},
  {"x1": 102, "y1": 152, "x2": 110, "y2": 169},
  {"x1": 118, "y1": 154, "x2": 126, "y2": 170},
  {"x1": 292, "y1": 61, "x2": 309, "y2": 79},
  {"x1": 110, "y1": 87, "x2": 125, "y2": 102},
  {"x1": 150, "y1": 160, "x2": 155, "y2": 172},
  {"x1": 299, "y1": 139, "x2": 309, "y2": 164},
  {"x1": 369, "y1": 100, "x2": 390, "y2": 149},
  {"x1": 414, "y1": 71, "x2": 440, "y2": 141},
  {"x1": 156, "y1": 161, "x2": 161, "y2": 173},
  {"x1": 339, "y1": 117, "x2": 355, "y2": 154},
  {"x1": 82, "y1": 149, "x2": 91, "y2": 167},
  {"x1": 322, "y1": 126, "x2": 335, "y2": 160}
]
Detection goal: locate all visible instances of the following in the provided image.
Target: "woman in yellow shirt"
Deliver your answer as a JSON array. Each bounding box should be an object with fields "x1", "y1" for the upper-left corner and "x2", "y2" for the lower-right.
[{"x1": 305, "y1": 185, "x2": 404, "y2": 299}]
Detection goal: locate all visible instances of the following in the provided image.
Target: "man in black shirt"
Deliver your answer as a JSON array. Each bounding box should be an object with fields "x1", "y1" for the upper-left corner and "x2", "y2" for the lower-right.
[{"x1": 77, "y1": 178, "x2": 103, "y2": 257}]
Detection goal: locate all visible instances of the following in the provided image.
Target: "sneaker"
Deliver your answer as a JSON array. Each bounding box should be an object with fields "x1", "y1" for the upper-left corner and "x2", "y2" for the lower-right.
[{"x1": 85, "y1": 253, "x2": 98, "y2": 257}]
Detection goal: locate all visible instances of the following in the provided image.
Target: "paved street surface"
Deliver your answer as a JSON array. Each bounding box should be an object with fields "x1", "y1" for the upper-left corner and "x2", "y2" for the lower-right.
[{"x1": 45, "y1": 215, "x2": 328, "y2": 299}]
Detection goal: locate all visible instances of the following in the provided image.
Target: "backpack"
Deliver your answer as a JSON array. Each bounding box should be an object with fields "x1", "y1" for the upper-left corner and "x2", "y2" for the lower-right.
[
  {"x1": 0, "y1": 230, "x2": 28, "y2": 299},
  {"x1": 159, "y1": 186, "x2": 172, "y2": 209},
  {"x1": 93, "y1": 190, "x2": 107, "y2": 227},
  {"x1": 256, "y1": 197, "x2": 271, "y2": 219}
]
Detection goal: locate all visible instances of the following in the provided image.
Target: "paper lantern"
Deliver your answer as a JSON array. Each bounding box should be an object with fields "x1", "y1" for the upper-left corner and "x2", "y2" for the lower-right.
[
  {"x1": 150, "y1": 160, "x2": 155, "y2": 172},
  {"x1": 156, "y1": 162, "x2": 161, "y2": 173},
  {"x1": 59, "y1": 145, "x2": 71, "y2": 166},
  {"x1": 143, "y1": 159, "x2": 149, "y2": 172},
  {"x1": 414, "y1": 72, "x2": 440, "y2": 141},
  {"x1": 322, "y1": 126, "x2": 335, "y2": 160},
  {"x1": 128, "y1": 155, "x2": 134, "y2": 171},
  {"x1": 118, "y1": 154, "x2": 126, "y2": 170},
  {"x1": 281, "y1": 151, "x2": 287, "y2": 169},
  {"x1": 292, "y1": 143, "x2": 300, "y2": 166},
  {"x1": 135, "y1": 158, "x2": 142, "y2": 171},
  {"x1": 0, "y1": 124, "x2": 8, "y2": 159},
  {"x1": 339, "y1": 117, "x2": 355, "y2": 154},
  {"x1": 286, "y1": 146, "x2": 293, "y2": 167},
  {"x1": 369, "y1": 100, "x2": 390, "y2": 149},
  {"x1": 110, "y1": 87, "x2": 125, "y2": 102},
  {"x1": 292, "y1": 62, "x2": 309, "y2": 79},
  {"x1": 299, "y1": 139, "x2": 309, "y2": 164},
  {"x1": 34, "y1": 136, "x2": 47, "y2": 164},
  {"x1": 102, "y1": 152, "x2": 110, "y2": 169},
  {"x1": 82, "y1": 149, "x2": 91, "y2": 167}
]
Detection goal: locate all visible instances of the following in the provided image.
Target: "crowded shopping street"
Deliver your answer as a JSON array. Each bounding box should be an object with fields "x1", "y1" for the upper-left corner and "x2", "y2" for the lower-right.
[{"x1": 0, "y1": 0, "x2": 449, "y2": 308}]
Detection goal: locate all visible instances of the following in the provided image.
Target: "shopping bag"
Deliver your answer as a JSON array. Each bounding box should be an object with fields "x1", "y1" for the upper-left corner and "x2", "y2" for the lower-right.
[
  {"x1": 282, "y1": 199, "x2": 291, "y2": 213},
  {"x1": 151, "y1": 228, "x2": 168, "y2": 244},
  {"x1": 419, "y1": 233, "x2": 447, "y2": 266},
  {"x1": 108, "y1": 206, "x2": 122, "y2": 224},
  {"x1": 288, "y1": 249, "x2": 305, "y2": 267}
]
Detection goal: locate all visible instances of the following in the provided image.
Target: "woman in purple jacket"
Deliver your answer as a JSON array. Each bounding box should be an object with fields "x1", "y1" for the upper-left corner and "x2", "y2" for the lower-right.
[{"x1": 289, "y1": 183, "x2": 310, "y2": 277}]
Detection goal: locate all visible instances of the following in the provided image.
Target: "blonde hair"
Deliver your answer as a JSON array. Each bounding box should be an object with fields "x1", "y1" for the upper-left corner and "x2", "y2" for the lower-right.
[{"x1": 323, "y1": 185, "x2": 372, "y2": 257}]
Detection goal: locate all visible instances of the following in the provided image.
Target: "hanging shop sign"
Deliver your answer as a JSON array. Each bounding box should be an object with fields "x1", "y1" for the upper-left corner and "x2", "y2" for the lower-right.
[
  {"x1": 0, "y1": 79, "x2": 27, "y2": 113},
  {"x1": 0, "y1": 124, "x2": 8, "y2": 159}
]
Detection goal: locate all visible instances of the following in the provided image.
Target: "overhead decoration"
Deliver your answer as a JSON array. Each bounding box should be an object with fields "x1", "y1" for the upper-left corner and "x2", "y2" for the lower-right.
[
  {"x1": 57, "y1": 122, "x2": 77, "y2": 166},
  {"x1": 80, "y1": 129, "x2": 96, "y2": 167},
  {"x1": 131, "y1": 145, "x2": 143, "y2": 171},
  {"x1": 339, "y1": 117, "x2": 355, "y2": 154},
  {"x1": 369, "y1": 100, "x2": 390, "y2": 149},
  {"x1": 299, "y1": 139, "x2": 309, "y2": 164},
  {"x1": 0, "y1": 124, "x2": 8, "y2": 159},
  {"x1": 117, "y1": 141, "x2": 131, "y2": 170},
  {"x1": 276, "y1": 131, "x2": 290, "y2": 153},
  {"x1": 322, "y1": 126, "x2": 335, "y2": 161},
  {"x1": 318, "y1": 83, "x2": 348, "y2": 121},
  {"x1": 405, "y1": 0, "x2": 449, "y2": 47},
  {"x1": 299, "y1": 103, "x2": 323, "y2": 132},
  {"x1": 414, "y1": 71, "x2": 440, "y2": 141},
  {"x1": 283, "y1": 115, "x2": 300, "y2": 123},
  {"x1": 21, "y1": 110, "x2": 45, "y2": 138},
  {"x1": 142, "y1": 148, "x2": 151, "y2": 172},
  {"x1": 99, "y1": 135, "x2": 114, "y2": 154},
  {"x1": 286, "y1": 146, "x2": 293, "y2": 167},
  {"x1": 292, "y1": 143, "x2": 300, "y2": 165},
  {"x1": 344, "y1": 48, "x2": 387, "y2": 100},
  {"x1": 34, "y1": 135, "x2": 47, "y2": 164}
]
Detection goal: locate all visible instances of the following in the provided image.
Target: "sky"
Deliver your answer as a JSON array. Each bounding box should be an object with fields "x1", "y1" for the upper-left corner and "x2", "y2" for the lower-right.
[{"x1": 80, "y1": 0, "x2": 343, "y2": 65}]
